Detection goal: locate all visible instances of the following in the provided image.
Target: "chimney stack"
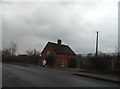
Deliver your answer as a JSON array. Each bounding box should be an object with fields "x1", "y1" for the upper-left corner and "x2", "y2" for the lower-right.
[{"x1": 57, "y1": 39, "x2": 62, "y2": 45}]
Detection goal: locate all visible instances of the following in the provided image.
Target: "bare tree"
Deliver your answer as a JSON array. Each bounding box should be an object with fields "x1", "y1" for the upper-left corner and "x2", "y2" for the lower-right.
[
  {"x1": 115, "y1": 45, "x2": 120, "y2": 57},
  {"x1": 25, "y1": 49, "x2": 41, "y2": 64},
  {"x1": 8, "y1": 41, "x2": 17, "y2": 56},
  {"x1": 26, "y1": 50, "x2": 33, "y2": 56},
  {"x1": 2, "y1": 49, "x2": 11, "y2": 57},
  {"x1": 26, "y1": 49, "x2": 41, "y2": 56},
  {"x1": 33, "y1": 49, "x2": 41, "y2": 56},
  {"x1": 0, "y1": 50, "x2": 2, "y2": 62},
  {"x1": 2, "y1": 41, "x2": 17, "y2": 62},
  {"x1": 3, "y1": 41, "x2": 17, "y2": 56}
]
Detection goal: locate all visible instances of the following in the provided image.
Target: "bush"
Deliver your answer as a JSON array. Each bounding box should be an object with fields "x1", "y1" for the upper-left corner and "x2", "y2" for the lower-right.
[
  {"x1": 68, "y1": 58, "x2": 76, "y2": 68},
  {"x1": 82, "y1": 56, "x2": 113, "y2": 72},
  {"x1": 46, "y1": 54, "x2": 57, "y2": 66}
]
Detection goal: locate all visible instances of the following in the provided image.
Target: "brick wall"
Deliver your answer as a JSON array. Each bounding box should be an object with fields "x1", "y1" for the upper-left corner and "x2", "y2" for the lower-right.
[
  {"x1": 56, "y1": 54, "x2": 75, "y2": 67},
  {"x1": 41, "y1": 47, "x2": 75, "y2": 67},
  {"x1": 40, "y1": 47, "x2": 56, "y2": 65}
]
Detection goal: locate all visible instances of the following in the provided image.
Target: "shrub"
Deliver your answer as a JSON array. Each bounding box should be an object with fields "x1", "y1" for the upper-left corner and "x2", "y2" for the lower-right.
[
  {"x1": 68, "y1": 58, "x2": 76, "y2": 68},
  {"x1": 82, "y1": 56, "x2": 113, "y2": 72},
  {"x1": 46, "y1": 54, "x2": 57, "y2": 66}
]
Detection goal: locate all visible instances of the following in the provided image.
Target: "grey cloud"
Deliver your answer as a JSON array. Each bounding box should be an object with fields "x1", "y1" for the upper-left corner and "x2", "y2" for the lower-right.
[{"x1": 2, "y1": 1, "x2": 118, "y2": 54}]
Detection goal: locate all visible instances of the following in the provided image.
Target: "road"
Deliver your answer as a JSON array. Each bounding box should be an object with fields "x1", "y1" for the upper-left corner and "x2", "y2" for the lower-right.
[
  {"x1": 0, "y1": 63, "x2": 2, "y2": 88},
  {"x1": 2, "y1": 63, "x2": 119, "y2": 87}
]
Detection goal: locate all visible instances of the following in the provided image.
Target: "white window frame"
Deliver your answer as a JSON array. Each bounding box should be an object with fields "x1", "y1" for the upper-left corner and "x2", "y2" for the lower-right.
[{"x1": 47, "y1": 51, "x2": 50, "y2": 56}]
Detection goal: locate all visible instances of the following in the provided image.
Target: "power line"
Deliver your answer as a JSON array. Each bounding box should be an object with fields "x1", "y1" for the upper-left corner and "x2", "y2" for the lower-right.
[
  {"x1": 64, "y1": 2, "x2": 116, "y2": 52},
  {"x1": 64, "y1": 2, "x2": 97, "y2": 33}
]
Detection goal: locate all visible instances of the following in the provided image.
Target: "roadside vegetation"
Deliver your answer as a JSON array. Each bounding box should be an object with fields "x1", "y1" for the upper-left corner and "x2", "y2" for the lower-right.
[
  {"x1": 2, "y1": 41, "x2": 41, "y2": 65},
  {"x1": 68, "y1": 58, "x2": 77, "y2": 68},
  {"x1": 46, "y1": 54, "x2": 57, "y2": 67},
  {"x1": 2, "y1": 41, "x2": 120, "y2": 74},
  {"x1": 76, "y1": 55, "x2": 120, "y2": 74}
]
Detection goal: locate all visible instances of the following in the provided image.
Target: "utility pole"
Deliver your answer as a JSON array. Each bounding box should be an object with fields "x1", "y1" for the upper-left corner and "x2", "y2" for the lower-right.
[{"x1": 96, "y1": 31, "x2": 98, "y2": 56}]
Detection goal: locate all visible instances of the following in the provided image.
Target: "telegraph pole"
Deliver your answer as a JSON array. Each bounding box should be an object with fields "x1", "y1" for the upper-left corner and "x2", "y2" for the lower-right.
[{"x1": 96, "y1": 31, "x2": 98, "y2": 56}]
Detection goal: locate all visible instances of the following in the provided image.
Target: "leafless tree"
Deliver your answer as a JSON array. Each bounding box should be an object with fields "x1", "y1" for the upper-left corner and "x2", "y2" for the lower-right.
[
  {"x1": 25, "y1": 49, "x2": 41, "y2": 64},
  {"x1": 26, "y1": 49, "x2": 41, "y2": 56},
  {"x1": 0, "y1": 50, "x2": 2, "y2": 62},
  {"x1": 2, "y1": 41, "x2": 17, "y2": 56},
  {"x1": 2, "y1": 49, "x2": 11, "y2": 57},
  {"x1": 26, "y1": 50, "x2": 33, "y2": 56},
  {"x1": 8, "y1": 41, "x2": 17, "y2": 56},
  {"x1": 115, "y1": 45, "x2": 120, "y2": 56}
]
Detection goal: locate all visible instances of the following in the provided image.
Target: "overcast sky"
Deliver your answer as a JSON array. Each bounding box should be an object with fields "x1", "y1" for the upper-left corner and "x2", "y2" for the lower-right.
[{"x1": 1, "y1": 0, "x2": 119, "y2": 54}]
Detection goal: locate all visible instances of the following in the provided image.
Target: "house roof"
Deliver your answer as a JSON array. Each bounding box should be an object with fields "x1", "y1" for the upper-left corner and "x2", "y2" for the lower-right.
[{"x1": 41, "y1": 42, "x2": 76, "y2": 55}]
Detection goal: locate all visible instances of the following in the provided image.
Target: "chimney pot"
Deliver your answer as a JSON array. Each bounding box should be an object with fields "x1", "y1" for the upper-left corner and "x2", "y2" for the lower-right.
[{"x1": 57, "y1": 39, "x2": 62, "y2": 44}]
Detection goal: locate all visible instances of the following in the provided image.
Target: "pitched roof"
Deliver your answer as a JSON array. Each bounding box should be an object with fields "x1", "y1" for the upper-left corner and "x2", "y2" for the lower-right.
[{"x1": 42, "y1": 42, "x2": 76, "y2": 55}]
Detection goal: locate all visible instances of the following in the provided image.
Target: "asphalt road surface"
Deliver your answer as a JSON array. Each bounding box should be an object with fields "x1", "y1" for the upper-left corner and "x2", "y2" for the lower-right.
[
  {"x1": 2, "y1": 63, "x2": 119, "y2": 87},
  {"x1": 0, "y1": 63, "x2": 2, "y2": 88}
]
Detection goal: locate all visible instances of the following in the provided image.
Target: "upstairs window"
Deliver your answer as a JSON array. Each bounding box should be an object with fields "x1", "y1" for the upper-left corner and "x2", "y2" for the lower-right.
[{"x1": 47, "y1": 51, "x2": 50, "y2": 56}]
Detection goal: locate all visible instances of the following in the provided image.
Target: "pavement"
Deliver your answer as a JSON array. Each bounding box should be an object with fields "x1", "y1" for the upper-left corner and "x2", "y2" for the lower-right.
[
  {"x1": 3, "y1": 63, "x2": 120, "y2": 85},
  {"x1": 50, "y1": 66, "x2": 120, "y2": 84},
  {"x1": 74, "y1": 72, "x2": 120, "y2": 84}
]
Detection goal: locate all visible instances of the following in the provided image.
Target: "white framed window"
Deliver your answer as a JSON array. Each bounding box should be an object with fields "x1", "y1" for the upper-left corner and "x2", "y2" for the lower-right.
[
  {"x1": 47, "y1": 51, "x2": 50, "y2": 55},
  {"x1": 61, "y1": 60, "x2": 64, "y2": 67}
]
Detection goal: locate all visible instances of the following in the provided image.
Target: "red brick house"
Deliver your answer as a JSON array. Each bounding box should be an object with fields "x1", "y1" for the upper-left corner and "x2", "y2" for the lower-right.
[{"x1": 41, "y1": 39, "x2": 76, "y2": 67}]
